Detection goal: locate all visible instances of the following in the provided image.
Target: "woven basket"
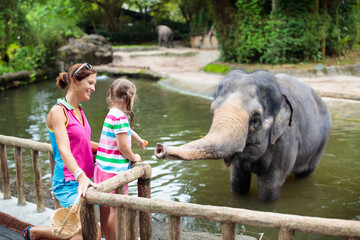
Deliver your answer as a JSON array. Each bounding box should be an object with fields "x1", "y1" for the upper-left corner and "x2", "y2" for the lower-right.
[{"x1": 50, "y1": 207, "x2": 81, "y2": 239}]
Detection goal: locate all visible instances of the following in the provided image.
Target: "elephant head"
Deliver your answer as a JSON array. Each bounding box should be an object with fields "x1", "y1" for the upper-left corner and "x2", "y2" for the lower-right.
[
  {"x1": 155, "y1": 70, "x2": 292, "y2": 162},
  {"x1": 155, "y1": 70, "x2": 330, "y2": 201}
]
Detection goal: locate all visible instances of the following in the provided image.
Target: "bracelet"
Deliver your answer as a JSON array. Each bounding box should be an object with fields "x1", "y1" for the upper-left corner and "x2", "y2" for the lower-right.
[{"x1": 74, "y1": 168, "x2": 84, "y2": 180}]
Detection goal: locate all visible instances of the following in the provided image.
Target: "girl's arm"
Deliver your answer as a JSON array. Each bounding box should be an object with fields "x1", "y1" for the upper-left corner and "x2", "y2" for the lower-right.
[
  {"x1": 91, "y1": 141, "x2": 99, "y2": 153},
  {"x1": 49, "y1": 106, "x2": 97, "y2": 197},
  {"x1": 131, "y1": 129, "x2": 146, "y2": 150},
  {"x1": 116, "y1": 132, "x2": 142, "y2": 162},
  {"x1": 90, "y1": 141, "x2": 98, "y2": 163}
]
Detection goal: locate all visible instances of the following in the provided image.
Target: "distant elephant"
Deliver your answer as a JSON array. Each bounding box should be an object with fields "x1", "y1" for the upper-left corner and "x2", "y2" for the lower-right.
[
  {"x1": 155, "y1": 70, "x2": 332, "y2": 201},
  {"x1": 156, "y1": 25, "x2": 174, "y2": 48}
]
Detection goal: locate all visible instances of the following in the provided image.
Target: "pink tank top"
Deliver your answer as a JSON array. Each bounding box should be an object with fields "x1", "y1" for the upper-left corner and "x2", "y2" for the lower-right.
[{"x1": 58, "y1": 99, "x2": 94, "y2": 181}]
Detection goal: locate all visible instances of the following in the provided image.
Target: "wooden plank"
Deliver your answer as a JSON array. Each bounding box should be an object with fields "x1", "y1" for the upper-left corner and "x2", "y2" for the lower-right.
[
  {"x1": 138, "y1": 178, "x2": 152, "y2": 240},
  {"x1": 85, "y1": 191, "x2": 360, "y2": 239},
  {"x1": 115, "y1": 185, "x2": 126, "y2": 240},
  {"x1": 80, "y1": 202, "x2": 98, "y2": 240},
  {"x1": 169, "y1": 215, "x2": 181, "y2": 240},
  {"x1": 279, "y1": 227, "x2": 295, "y2": 240},
  {"x1": 222, "y1": 222, "x2": 235, "y2": 240},
  {"x1": 127, "y1": 209, "x2": 138, "y2": 240},
  {"x1": 14, "y1": 147, "x2": 26, "y2": 205},
  {"x1": 48, "y1": 152, "x2": 61, "y2": 209},
  {"x1": 31, "y1": 150, "x2": 45, "y2": 212},
  {"x1": 95, "y1": 165, "x2": 146, "y2": 193},
  {"x1": 0, "y1": 134, "x2": 51, "y2": 152},
  {"x1": 0, "y1": 144, "x2": 11, "y2": 199}
]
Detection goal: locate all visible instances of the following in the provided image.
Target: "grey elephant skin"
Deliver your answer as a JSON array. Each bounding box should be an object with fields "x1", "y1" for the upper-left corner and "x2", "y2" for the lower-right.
[
  {"x1": 155, "y1": 70, "x2": 332, "y2": 201},
  {"x1": 156, "y1": 25, "x2": 174, "y2": 48}
]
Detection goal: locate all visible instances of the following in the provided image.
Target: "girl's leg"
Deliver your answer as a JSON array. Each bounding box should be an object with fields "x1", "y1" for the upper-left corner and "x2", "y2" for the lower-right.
[
  {"x1": 107, "y1": 207, "x2": 116, "y2": 240},
  {"x1": 99, "y1": 205, "x2": 116, "y2": 240},
  {"x1": 100, "y1": 205, "x2": 110, "y2": 240}
]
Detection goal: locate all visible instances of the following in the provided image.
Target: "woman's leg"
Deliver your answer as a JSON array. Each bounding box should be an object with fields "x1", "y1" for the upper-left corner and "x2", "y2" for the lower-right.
[
  {"x1": 25, "y1": 221, "x2": 101, "y2": 240},
  {"x1": 25, "y1": 226, "x2": 64, "y2": 240}
]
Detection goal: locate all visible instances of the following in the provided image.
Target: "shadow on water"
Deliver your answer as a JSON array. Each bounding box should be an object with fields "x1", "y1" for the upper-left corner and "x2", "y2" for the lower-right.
[{"x1": 0, "y1": 78, "x2": 359, "y2": 239}]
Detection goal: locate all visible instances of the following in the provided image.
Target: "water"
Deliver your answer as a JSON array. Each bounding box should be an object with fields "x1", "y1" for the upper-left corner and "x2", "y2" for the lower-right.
[{"x1": 0, "y1": 77, "x2": 359, "y2": 239}]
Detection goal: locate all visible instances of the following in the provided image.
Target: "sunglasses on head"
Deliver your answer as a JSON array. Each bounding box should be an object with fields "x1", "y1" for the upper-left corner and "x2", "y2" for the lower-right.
[{"x1": 72, "y1": 63, "x2": 93, "y2": 77}]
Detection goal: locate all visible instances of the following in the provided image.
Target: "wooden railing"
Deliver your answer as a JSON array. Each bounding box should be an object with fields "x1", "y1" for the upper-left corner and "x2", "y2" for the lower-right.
[
  {"x1": 1, "y1": 134, "x2": 360, "y2": 240},
  {"x1": 0, "y1": 134, "x2": 60, "y2": 210}
]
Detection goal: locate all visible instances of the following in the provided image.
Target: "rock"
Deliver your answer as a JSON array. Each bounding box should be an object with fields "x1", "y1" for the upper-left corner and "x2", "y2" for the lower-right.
[{"x1": 57, "y1": 34, "x2": 113, "y2": 71}]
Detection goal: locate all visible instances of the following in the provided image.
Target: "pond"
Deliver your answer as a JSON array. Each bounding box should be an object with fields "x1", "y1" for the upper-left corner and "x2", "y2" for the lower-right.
[{"x1": 0, "y1": 77, "x2": 359, "y2": 240}]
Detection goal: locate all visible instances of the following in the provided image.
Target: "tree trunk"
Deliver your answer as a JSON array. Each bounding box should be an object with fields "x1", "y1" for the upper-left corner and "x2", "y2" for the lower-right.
[
  {"x1": 272, "y1": 0, "x2": 278, "y2": 13},
  {"x1": 321, "y1": 0, "x2": 328, "y2": 58}
]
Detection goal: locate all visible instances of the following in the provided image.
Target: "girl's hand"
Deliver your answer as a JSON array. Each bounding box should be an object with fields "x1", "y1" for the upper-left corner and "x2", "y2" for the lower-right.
[
  {"x1": 77, "y1": 173, "x2": 97, "y2": 197},
  {"x1": 132, "y1": 154, "x2": 142, "y2": 162},
  {"x1": 138, "y1": 139, "x2": 148, "y2": 150}
]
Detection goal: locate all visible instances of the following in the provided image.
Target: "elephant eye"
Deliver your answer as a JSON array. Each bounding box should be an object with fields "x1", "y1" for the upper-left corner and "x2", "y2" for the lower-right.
[{"x1": 250, "y1": 115, "x2": 262, "y2": 129}]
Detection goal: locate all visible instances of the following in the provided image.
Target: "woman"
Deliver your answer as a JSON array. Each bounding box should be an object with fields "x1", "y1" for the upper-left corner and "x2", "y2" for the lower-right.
[{"x1": 23, "y1": 63, "x2": 101, "y2": 240}]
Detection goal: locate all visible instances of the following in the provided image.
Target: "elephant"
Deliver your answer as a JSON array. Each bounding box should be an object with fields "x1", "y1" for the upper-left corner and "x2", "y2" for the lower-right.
[
  {"x1": 155, "y1": 70, "x2": 332, "y2": 201},
  {"x1": 156, "y1": 25, "x2": 174, "y2": 48}
]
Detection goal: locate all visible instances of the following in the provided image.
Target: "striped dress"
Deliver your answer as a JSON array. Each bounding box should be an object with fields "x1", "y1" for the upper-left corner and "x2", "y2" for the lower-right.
[{"x1": 96, "y1": 108, "x2": 132, "y2": 173}]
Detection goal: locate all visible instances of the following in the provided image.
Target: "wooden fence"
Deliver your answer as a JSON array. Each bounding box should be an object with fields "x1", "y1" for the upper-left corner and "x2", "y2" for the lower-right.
[{"x1": 1, "y1": 134, "x2": 360, "y2": 240}]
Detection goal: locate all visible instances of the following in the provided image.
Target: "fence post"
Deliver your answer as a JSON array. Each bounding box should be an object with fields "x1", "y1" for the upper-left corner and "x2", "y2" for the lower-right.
[
  {"x1": 0, "y1": 143, "x2": 11, "y2": 199},
  {"x1": 31, "y1": 149, "x2": 45, "y2": 212},
  {"x1": 80, "y1": 200, "x2": 98, "y2": 240},
  {"x1": 138, "y1": 168, "x2": 152, "y2": 240},
  {"x1": 115, "y1": 185, "x2": 127, "y2": 240},
  {"x1": 127, "y1": 209, "x2": 138, "y2": 240},
  {"x1": 169, "y1": 215, "x2": 181, "y2": 240},
  {"x1": 14, "y1": 147, "x2": 26, "y2": 205},
  {"x1": 48, "y1": 152, "x2": 61, "y2": 209},
  {"x1": 279, "y1": 227, "x2": 295, "y2": 240},
  {"x1": 221, "y1": 222, "x2": 236, "y2": 240}
]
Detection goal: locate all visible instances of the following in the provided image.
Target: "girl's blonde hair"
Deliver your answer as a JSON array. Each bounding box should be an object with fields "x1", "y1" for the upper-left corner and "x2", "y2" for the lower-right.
[{"x1": 107, "y1": 78, "x2": 136, "y2": 128}]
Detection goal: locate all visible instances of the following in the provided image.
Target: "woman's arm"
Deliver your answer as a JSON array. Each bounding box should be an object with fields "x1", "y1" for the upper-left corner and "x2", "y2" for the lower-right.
[
  {"x1": 116, "y1": 132, "x2": 142, "y2": 162},
  {"x1": 49, "y1": 106, "x2": 97, "y2": 196}
]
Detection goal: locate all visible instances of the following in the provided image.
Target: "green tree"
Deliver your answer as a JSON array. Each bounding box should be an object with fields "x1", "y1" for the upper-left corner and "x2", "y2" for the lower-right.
[
  {"x1": 209, "y1": 0, "x2": 360, "y2": 63},
  {"x1": 0, "y1": 0, "x2": 85, "y2": 73}
]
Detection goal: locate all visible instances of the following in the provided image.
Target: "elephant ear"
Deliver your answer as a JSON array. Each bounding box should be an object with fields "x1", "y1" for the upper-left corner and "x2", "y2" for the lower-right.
[{"x1": 270, "y1": 95, "x2": 293, "y2": 144}]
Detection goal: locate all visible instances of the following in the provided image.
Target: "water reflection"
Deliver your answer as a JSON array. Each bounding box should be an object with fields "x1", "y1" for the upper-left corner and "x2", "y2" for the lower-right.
[{"x1": 0, "y1": 78, "x2": 359, "y2": 240}]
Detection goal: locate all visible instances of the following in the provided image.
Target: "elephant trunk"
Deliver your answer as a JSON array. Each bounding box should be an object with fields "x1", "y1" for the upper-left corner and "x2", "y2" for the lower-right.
[{"x1": 155, "y1": 105, "x2": 249, "y2": 160}]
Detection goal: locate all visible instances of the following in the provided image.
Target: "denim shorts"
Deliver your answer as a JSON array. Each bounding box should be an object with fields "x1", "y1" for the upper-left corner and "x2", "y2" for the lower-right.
[{"x1": 52, "y1": 179, "x2": 79, "y2": 208}]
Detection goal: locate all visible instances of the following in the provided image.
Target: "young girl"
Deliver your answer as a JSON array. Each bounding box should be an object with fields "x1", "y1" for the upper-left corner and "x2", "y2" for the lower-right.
[{"x1": 94, "y1": 78, "x2": 147, "y2": 240}]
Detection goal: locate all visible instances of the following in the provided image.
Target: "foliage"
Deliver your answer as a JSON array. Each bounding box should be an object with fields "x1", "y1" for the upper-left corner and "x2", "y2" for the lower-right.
[
  {"x1": 260, "y1": 14, "x2": 323, "y2": 64},
  {"x1": 0, "y1": 0, "x2": 85, "y2": 74},
  {"x1": 210, "y1": 0, "x2": 360, "y2": 64},
  {"x1": 203, "y1": 63, "x2": 231, "y2": 74},
  {"x1": 1, "y1": 0, "x2": 359, "y2": 74}
]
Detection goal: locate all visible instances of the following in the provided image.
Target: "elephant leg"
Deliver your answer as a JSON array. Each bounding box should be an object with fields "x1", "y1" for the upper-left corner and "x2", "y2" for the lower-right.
[
  {"x1": 295, "y1": 136, "x2": 328, "y2": 178},
  {"x1": 158, "y1": 37, "x2": 162, "y2": 47},
  {"x1": 257, "y1": 144, "x2": 297, "y2": 201},
  {"x1": 230, "y1": 160, "x2": 251, "y2": 194},
  {"x1": 257, "y1": 175, "x2": 281, "y2": 201},
  {"x1": 170, "y1": 36, "x2": 174, "y2": 48},
  {"x1": 165, "y1": 40, "x2": 169, "y2": 48}
]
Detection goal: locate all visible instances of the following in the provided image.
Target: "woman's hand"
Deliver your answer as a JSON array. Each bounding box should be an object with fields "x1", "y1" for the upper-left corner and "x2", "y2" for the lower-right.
[{"x1": 77, "y1": 173, "x2": 97, "y2": 197}]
